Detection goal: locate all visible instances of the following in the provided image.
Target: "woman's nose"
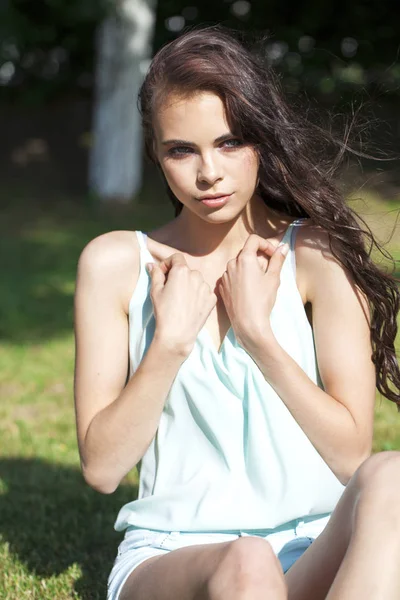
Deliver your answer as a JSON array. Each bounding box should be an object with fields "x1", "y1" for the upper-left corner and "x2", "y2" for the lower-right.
[{"x1": 197, "y1": 155, "x2": 223, "y2": 185}]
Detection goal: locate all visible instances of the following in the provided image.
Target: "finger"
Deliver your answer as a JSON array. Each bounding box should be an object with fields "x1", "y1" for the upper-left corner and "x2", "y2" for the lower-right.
[
  {"x1": 146, "y1": 262, "x2": 165, "y2": 292},
  {"x1": 158, "y1": 252, "x2": 188, "y2": 274},
  {"x1": 226, "y1": 257, "x2": 236, "y2": 271},
  {"x1": 241, "y1": 234, "x2": 277, "y2": 257},
  {"x1": 238, "y1": 236, "x2": 276, "y2": 274},
  {"x1": 216, "y1": 277, "x2": 226, "y2": 300},
  {"x1": 266, "y1": 243, "x2": 289, "y2": 278}
]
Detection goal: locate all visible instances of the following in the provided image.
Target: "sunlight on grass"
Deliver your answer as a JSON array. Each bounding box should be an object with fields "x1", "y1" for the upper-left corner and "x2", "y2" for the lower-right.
[{"x1": 0, "y1": 541, "x2": 82, "y2": 600}]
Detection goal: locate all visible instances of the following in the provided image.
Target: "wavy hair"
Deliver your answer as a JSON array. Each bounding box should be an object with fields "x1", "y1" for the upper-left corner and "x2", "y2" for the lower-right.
[{"x1": 138, "y1": 25, "x2": 400, "y2": 407}]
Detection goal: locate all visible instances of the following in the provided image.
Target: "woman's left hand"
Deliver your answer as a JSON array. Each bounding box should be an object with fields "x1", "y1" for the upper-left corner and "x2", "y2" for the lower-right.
[{"x1": 217, "y1": 234, "x2": 289, "y2": 350}]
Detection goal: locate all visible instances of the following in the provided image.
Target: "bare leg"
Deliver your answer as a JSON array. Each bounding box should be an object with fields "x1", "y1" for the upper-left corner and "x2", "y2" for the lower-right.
[
  {"x1": 326, "y1": 452, "x2": 400, "y2": 599},
  {"x1": 119, "y1": 536, "x2": 287, "y2": 600},
  {"x1": 285, "y1": 451, "x2": 400, "y2": 600}
]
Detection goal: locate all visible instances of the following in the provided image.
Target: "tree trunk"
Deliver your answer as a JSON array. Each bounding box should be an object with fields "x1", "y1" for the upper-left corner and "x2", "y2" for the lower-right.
[{"x1": 89, "y1": 0, "x2": 156, "y2": 203}]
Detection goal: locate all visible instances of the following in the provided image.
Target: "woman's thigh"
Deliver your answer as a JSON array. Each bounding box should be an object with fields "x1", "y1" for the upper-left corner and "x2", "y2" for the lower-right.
[
  {"x1": 119, "y1": 540, "x2": 233, "y2": 600},
  {"x1": 114, "y1": 533, "x2": 286, "y2": 600}
]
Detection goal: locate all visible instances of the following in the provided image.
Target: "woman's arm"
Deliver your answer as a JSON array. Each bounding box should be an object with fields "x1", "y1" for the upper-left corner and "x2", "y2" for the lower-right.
[
  {"x1": 246, "y1": 225, "x2": 376, "y2": 485},
  {"x1": 74, "y1": 231, "x2": 187, "y2": 494}
]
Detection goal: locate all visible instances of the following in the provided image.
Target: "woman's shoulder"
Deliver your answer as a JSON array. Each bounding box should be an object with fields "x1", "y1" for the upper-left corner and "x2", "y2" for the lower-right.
[
  {"x1": 76, "y1": 230, "x2": 141, "y2": 314},
  {"x1": 294, "y1": 218, "x2": 339, "y2": 261},
  {"x1": 294, "y1": 219, "x2": 352, "y2": 304},
  {"x1": 78, "y1": 229, "x2": 140, "y2": 265}
]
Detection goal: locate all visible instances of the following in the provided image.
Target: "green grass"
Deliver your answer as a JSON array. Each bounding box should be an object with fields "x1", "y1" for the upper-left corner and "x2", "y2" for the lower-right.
[
  {"x1": 0, "y1": 195, "x2": 172, "y2": 599},
  {"x1": 0, "y1": 189, "x2": 399, "y2": 598}
]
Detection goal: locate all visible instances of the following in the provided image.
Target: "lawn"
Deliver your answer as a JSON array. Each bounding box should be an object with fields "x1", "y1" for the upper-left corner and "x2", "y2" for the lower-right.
[{"x1": 0, "y1": 188, "x2": 399, "y2": 599}]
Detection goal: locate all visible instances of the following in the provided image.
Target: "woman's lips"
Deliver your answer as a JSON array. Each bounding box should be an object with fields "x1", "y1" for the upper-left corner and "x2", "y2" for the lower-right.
[{"x1": 199, "y1": 194, "x2": 232, "y2": 207}]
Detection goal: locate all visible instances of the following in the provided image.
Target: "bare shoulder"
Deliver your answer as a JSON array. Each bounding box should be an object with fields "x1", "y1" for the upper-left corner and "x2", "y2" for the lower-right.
[
  {"x1": 295, "y1": 219, "x2": 342, "y2": 299},
  {"x1": 76, "y1": 230, "x2": 140, "y2": 314},
  {"x1": 78, "y1": 230, "x2": 139, "y2": 270},
  {"x1": 294, "y1": 218, "x2": 335, "y2": 259},
  {"x1": 287, "y1": 219, "x2": 324, "y2": 305},
  {"x1": 294, "y1": 219, "x2": 369, "y2": 315}
]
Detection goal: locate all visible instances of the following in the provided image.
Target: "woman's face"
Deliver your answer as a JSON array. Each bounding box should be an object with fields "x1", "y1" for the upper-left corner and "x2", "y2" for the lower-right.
[{"x1": 153, "y1": 91, "x2": 260, "y2": 223}]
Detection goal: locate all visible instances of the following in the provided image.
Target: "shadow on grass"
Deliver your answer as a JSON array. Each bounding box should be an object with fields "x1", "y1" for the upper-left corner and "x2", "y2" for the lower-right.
[{"x1": 0, "y1": 457, "x2": 138, "y2": 599}]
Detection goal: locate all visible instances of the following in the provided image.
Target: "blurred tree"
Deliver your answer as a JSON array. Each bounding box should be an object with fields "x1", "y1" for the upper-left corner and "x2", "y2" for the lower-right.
[{"x1": 89, "y1": 0, "x2": 157, "y2": 203}]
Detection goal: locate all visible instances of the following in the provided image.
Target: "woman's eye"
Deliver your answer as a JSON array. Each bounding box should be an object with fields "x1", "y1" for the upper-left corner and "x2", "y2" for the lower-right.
[
  {"x1": 166, "y1": 139, "x2": 243, "y2": 158},
  {"x1": 222, "y1": 138, "x2": 243, "y2": 148},
  {"x1": 167, "y1": 146, "x2": 193, "y2": 157}
]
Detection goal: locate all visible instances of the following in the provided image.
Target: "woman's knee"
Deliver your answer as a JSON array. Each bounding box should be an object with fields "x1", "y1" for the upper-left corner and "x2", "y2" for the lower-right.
[
  {"x1": 207, "y1": 536, "x2": 286, "y2": 599},
  {"x1": 352, "y1": 451, "x2": 400, "y2": 523},
  {"x1": 355, "y1": 451, "x2": 400, "y2": 493}
]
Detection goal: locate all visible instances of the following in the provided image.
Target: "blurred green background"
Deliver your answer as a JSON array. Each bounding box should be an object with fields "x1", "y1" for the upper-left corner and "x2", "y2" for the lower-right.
[{"x1": 0, "y1": 1, "x2": 399, "y2": 598}]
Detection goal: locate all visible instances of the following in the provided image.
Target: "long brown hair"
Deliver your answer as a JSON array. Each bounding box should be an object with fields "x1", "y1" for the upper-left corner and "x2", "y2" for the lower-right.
[{"x1": 138, "y1": 25, "x2": 400, "y2": 407}]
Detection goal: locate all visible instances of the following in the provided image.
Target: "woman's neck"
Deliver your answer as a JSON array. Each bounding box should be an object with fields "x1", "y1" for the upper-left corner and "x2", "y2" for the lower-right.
[{"x1": 171, "y1": 194, "x2": 291, "y2": 259}]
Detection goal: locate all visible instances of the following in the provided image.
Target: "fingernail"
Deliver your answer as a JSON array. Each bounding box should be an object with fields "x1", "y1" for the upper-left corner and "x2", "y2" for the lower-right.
[
  {"x1": 145, "y1": 263, "x2": 153, "y2": 273},
  {"x1": 280, "y1": 243, "x2": 289, "y2": 256}
]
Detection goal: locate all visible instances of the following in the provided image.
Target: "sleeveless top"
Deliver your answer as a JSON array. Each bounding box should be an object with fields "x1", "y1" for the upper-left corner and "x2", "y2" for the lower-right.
[{"x1": 114, "y1": 218, "x2": 345, "y2": 533}]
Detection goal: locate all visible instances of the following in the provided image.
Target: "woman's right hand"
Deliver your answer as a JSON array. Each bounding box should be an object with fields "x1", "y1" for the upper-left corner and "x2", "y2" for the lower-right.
[{"x1": 146, "y1": 254, "x2": 217, "y2": 356}]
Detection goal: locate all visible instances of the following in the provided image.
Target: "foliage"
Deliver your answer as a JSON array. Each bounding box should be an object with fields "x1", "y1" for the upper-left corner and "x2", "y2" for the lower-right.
[
  {"x1": 0, "y1": 0, "x2": 111, "y2": 104},
  {"x1": 0, "y1": 0, "x2": 399, "y2": 105},
  {"x1": 157, "y1": 0, "x2": 400, "y2": 100}
]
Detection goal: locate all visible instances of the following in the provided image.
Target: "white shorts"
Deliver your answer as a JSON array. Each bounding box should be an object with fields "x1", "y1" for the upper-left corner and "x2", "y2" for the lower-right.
[{"x1": 107, "y1": 515, "x2": 330, "y2": 600}]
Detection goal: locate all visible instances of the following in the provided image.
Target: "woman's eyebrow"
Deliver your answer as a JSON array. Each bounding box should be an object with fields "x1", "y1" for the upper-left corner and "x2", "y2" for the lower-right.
[{"x1": 161, "y1": 133, "x2": 233, "y2": 146}]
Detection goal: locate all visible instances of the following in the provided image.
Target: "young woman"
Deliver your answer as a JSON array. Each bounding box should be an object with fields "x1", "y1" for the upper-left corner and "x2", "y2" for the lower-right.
[{"x1": 73, "y1": 26, "x2": 400, "y2": 600}]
